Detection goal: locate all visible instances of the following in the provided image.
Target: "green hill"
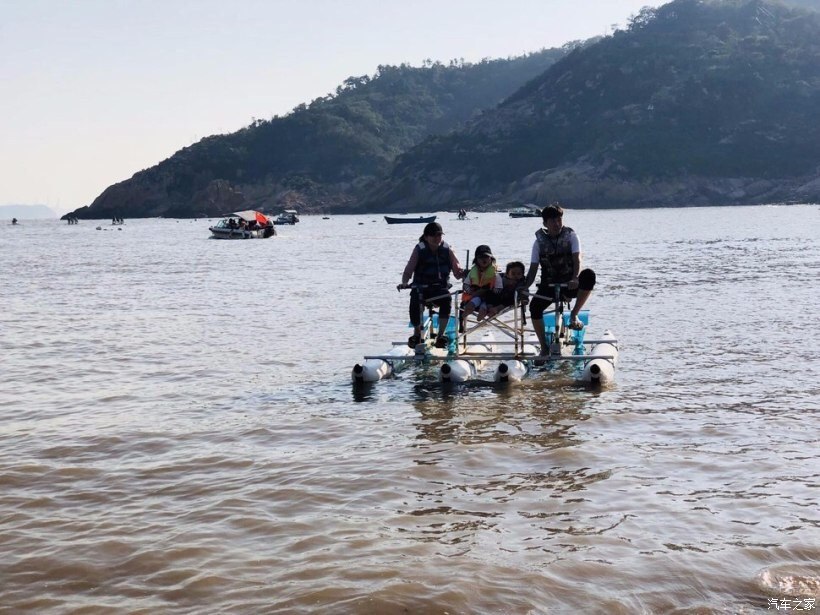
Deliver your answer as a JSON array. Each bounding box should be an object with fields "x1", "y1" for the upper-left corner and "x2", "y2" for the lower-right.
[
  {"x1": 364, "y1": 0, "x2": 820, "y2": 210},
  {"x1": 66, "y1": 48, "x2": 576, "y2": 219},
  {"x1": 67, "y1": 0, "x2": 820, "y2": 218}
]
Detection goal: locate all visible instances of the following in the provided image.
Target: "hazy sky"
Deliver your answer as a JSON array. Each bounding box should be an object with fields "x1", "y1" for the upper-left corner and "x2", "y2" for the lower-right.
[{"x1": 1, "y1": 0, "x2": 667, "y2": 214}]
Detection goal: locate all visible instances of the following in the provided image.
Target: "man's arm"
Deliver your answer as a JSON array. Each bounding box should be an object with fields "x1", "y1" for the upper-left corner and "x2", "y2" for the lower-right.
[
  {"x1": 525, "y1": 262, "x2": 538, "y2": 288},
  {"x1": 524, "y1": 240, "x2": 539, "y2": 288},
  {"x1": 568, "y1": 252, "x2": 581, "y2": 289}
]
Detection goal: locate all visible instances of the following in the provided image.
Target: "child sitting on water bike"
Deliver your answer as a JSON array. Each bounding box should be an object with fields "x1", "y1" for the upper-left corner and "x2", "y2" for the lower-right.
[
  {"x1": 485, "y1": 261, "x2": 527, "y2": 319},
  {"x1": 460, "y1": 245, "x2": 499, "y2": 330}
]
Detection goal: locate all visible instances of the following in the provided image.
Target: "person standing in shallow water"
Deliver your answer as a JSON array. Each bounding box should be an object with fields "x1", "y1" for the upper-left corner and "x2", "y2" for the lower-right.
[
  {"x1": 525, "y1": 204, "x2": 597, "y2": 356},
  {"x1": 398, "y1": 222, "x2": 464, "y2": 349}
]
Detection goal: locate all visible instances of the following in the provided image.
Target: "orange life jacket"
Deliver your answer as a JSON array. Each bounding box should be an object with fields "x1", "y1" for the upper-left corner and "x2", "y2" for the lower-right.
[{"x1": 461, "y1": 263, "x2": 498, "y2": 302}]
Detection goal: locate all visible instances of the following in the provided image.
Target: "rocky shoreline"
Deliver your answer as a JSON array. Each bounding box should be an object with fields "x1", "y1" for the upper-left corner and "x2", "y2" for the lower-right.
[
  {"x1": 358, "y1": 163, "x2": 820, "y2": 214},
  {"x1": 64, "y1": 165, "x2": 820, "y2": 220}
]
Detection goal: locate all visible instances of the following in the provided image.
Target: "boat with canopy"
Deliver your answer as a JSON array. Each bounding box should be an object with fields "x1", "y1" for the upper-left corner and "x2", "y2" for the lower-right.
[{"x1": 209, "y1": 210, "x2": 276, "y2": 239}]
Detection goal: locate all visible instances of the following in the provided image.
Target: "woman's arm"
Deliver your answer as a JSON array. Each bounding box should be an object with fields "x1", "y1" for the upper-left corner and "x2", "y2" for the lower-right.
[{"x1": 401, "y1": 246, "x2": 419, "y2": 286}]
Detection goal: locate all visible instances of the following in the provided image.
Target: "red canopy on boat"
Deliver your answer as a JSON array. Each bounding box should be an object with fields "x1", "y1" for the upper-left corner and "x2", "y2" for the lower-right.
[{"x1": 233, "y1": 210, "x2": 269, "y2": 225}]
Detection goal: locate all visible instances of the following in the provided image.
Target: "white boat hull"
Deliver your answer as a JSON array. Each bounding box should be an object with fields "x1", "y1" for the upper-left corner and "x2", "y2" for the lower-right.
[
  {"x1": 439, "y1": 332, "x2": 495, "y2": 382},
  {"x1": 494, "y1": 344, "x2": 538, "y2": 383},
  {"x1": 580, "y1": 330, "x2": 618, "y2": 385},
  {"x1": 352, "y1": 346, "x2": 415, "y2": 383},
  {"x1": 209, "y1": 227, "x2": 271, "y2": 239},
  {"x1": 439, "y1": 359, "x2": 476, "y2": 382}
]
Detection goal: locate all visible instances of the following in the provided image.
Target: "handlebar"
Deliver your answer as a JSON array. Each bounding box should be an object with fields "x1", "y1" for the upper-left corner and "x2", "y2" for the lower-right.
[
  {"x1": 397, "y1": 282, "x2": 452, "y2": 292},
  {"x1": 527, "y1": 282, "x2": 576, "y2": 302}
]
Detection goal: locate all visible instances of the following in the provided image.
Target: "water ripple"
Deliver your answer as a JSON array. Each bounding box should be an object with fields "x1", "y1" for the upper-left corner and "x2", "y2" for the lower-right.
[{"x1": 0, "y1": 209, "x2": 818, "y2": 612}]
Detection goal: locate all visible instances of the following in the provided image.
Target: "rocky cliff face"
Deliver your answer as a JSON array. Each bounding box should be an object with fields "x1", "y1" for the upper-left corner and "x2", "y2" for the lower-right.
[
  {"x1": 512, "y1": 164, "x2": 820, "y2": 208},
  {"x1": 68, "y1": 175, "x2": 170, "y2": 220},
  {"x1": 69, "y1": 170, "x2": 359, "y2": 219},
  {"x1": 355, "y1": 163, "x2": 820, "y2": 213}
]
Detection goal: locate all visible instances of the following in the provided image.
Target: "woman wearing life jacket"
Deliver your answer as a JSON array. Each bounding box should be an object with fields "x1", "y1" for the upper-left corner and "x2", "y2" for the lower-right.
[
  {"x1": 398, "y1": 222, "x2": 464, "y2": 349},
  {"x1": 524, "y1": 204, "x2": 597, "y2": 356}
]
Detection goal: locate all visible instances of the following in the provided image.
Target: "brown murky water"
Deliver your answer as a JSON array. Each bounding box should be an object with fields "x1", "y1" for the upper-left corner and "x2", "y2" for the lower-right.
[{"x1": 1, "y1": 206, "x2": 818, "y2": 613}]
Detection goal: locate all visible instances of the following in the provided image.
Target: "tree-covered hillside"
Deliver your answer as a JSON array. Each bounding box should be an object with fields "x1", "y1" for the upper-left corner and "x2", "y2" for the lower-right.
[
  {"x1": 67, "y1": 47, "x2": 577, "y2": 219},
  {"x1": 67, "y1": 0, "x2": 820, "y2": 218},
  {"x1": 366, "y1": 0, "x2": 820, "y2": 210}
]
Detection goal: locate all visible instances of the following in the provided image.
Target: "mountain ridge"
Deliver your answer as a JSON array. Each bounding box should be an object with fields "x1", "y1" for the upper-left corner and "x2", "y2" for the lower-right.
[
  {"x1": 361, "y1": 0, "x2": 820, "y2": 211},
  {"x1": 66, "y1": 0, "x2": 820, "y2": 219},
  {"x1": 65, "y1": 47, "x2": 578, "y2": 220}
]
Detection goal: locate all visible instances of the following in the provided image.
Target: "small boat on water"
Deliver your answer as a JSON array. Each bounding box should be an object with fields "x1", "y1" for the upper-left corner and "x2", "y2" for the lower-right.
[
  {"x1": 209, "y1": 210, "x2": 275, "y2": 239},
  {"x1": 384, "y1": 215, "x2": 436, "y2": 225},
  {"x1": 352, "y1": 284, "x2": 617, "y2": 387},
  {"x1": 273, "y1": 210, "x2": 299, "y2": 225},
  {"x1": 509, "y1": 204, "x2": 541, "y2": 218}
]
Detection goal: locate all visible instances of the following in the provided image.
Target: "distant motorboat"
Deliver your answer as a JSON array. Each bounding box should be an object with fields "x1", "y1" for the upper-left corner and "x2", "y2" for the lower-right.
[
  {"x1": 209, "y1": 210, "x2": 275, "y2": 239},
  {"x1": 384, "y1": 215, "x2": 437, "y2": 224},
  {"x1": 509, "y1": 204, "x2": 541, "y2": 218},
  {"x1": 273, "y1": 210, "x2": 300, "y2": 225}
]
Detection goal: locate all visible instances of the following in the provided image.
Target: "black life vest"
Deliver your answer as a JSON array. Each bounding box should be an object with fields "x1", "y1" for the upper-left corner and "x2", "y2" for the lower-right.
[
  {"x1": 495, "y1": 273, "x2": 525, "y2": 305},
  {"x1": 536, "y1": 226, "x2": 576, "y2": 283},
  {"x1": 413, "y1": 241, "x2": 452, "y2": 287}
]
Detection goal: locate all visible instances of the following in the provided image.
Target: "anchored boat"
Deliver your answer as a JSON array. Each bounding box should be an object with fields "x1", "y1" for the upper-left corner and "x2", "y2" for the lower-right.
[
  {"x1": 508, "y1": 204, "x2": 541, "y2": 218},
  {"x1": 273, "y1": 210, "x2": 299, "y2": 225},
  {"x1": 384, "y1": 215, "x2": 437, "y2": 225}
]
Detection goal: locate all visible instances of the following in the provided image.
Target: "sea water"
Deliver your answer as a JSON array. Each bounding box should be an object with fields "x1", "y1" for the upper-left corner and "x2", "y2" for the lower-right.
[{"x1": 1, "y1": 206, "x2": 818, "y2": 613}]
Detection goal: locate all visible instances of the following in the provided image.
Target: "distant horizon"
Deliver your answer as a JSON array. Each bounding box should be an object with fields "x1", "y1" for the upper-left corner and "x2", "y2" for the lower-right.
[
  {"x1": 4, "y1": 202, "x2": 818, "y2": 222},
  {"x1": 0, "y1": 204, "x2": 59, "y2": 219}
]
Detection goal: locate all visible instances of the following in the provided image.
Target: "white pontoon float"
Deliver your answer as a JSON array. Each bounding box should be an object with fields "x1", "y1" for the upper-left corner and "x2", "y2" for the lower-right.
[{"x1": 352, "y1": 284, "x2": 618, "y2": 386}]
